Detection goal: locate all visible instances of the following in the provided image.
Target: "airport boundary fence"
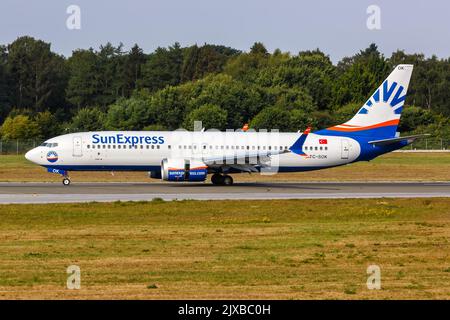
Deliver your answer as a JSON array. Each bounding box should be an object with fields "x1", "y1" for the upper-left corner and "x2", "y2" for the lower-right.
[{"x1": 0, "y1": 138, "x2": 449, "y2": 155}]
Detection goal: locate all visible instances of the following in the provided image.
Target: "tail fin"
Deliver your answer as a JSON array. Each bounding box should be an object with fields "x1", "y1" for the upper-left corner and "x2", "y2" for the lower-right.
[{"x1": 321, "y1": 64, "x2": 414, "y2": 138}]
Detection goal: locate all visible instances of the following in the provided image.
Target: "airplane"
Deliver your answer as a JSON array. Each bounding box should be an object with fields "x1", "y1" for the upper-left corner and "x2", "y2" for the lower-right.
[{"x1": 25, "y1": 64, "x2": 428, "y2": 186}]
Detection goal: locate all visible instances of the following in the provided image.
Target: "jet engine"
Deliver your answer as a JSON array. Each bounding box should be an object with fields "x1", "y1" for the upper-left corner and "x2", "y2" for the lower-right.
[{"x1": 161, "y1": 158, "x2": 208, "y2": 182}]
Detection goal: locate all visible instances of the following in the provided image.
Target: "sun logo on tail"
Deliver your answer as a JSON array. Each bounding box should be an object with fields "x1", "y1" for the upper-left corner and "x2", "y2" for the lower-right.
[{"x1": 359, "y1": 80, "x2": 406, "y2": 116}]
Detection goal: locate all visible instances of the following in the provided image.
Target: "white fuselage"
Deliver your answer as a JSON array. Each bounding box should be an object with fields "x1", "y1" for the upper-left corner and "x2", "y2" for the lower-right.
[{"x1": 25, "y1": 131, "x2": 361, "y2": 173}]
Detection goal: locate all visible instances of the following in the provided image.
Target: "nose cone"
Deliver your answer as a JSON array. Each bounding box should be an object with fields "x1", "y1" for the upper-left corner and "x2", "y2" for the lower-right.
[{"x1": 25, "y1": 148, "x2": 38, "y2": 163}]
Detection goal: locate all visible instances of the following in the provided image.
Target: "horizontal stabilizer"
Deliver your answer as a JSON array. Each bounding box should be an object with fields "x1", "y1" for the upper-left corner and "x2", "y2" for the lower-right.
[{"x1": 368, "y1": 134, "x2": 430, "y2": 146}]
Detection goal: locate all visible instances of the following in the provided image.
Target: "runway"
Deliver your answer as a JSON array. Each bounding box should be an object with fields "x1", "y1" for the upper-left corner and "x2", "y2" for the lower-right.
[{"x1": 0, "y1": 181, "x2": 449, "y2": 203}]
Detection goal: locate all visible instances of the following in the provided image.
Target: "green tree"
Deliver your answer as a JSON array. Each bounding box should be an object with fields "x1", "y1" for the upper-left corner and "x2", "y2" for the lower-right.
[
  {"x1": 71, "y1": 107, "x2": 105, "y2": 132},
  {"x1": 183, "y1": 104, "x2": 228, "y2": 130},
  {"x1": 181, "y1": 44, "x2": 236, "y2": 82},
  {"x1": 333, "y1": 43, "x2": 389, "y2": 106},
  {"x1": 34, "y1": 111, "x2": 60, "y2": 139},
  {"x1": 332, "y1": 102, "x2": 361, "y2": 124},
  {"x1": 0, "y1": 45, "x2": 11, "y2": 123},
  {"x1": 122, "y1": 44, "x2": 146, "y2": 96},
  {"x1": 139, "y1": 43, "x2": 183, "y2": 91},
  {"x1": 7, "y1": 36, "x2": 67, "y2": 112},
  {"x1": 250, "y1": 106, "x2": 291, "y2": 130},
  {"x1": 66, "y1": 49, "x2": 99, "y2": 108},
  {"x1": 105, "y1": 97, "x2": 154, "y2": 130},
  {"x1": 250, "y1": 42, "x2": 269, "y2": 56},
  {"x1": 224, "y1": 43, "x2": 271, "y2": 82},
  {"x1": 398, "y1": 106, "x2": 434, "y2": 132},
  {"x1": 97, "y1": 42, "x2": 126, "y2": 105},
  {"x1": 1, "y1": 114, "x2": 39, "y2": 139}
]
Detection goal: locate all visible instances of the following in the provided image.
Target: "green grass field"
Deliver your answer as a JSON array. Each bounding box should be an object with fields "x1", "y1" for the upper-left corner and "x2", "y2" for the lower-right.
[
  {"x1": 1, "y1": 152, "x2": 450, "y2": 182},
  {"x1": 0, "y1": 198, "x2": 449, "y2": 299}
]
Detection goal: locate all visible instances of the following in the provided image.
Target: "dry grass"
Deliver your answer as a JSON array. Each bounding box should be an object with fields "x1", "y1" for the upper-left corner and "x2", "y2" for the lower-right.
[{"x1": 0, "y1": 198, "x2": 449, "y2": 299}]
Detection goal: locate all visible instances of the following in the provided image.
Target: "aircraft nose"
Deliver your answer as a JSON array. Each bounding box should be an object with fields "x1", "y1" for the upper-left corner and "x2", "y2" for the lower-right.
[{"x1": 25, "y1": 148, "x2": 38, "y2": 163}]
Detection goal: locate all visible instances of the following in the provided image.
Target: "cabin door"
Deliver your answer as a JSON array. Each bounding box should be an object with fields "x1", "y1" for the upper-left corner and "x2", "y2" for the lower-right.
[
  {"x1": 341, "y1": 139, "x2": 350, "y2": 159},
  {"x1": 73, "y1": 136, "x2": 83, "y2": 157}
]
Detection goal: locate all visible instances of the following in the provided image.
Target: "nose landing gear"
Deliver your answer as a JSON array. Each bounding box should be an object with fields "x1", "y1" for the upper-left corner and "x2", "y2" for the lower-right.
[{"x1": 62, "y1": 177, "x2": 71, "y2": 186}]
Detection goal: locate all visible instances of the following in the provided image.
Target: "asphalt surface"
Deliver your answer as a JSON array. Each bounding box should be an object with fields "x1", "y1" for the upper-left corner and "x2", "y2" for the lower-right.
[{"x1": 0, "y1": 182, "x2": 449, "y2": 203}]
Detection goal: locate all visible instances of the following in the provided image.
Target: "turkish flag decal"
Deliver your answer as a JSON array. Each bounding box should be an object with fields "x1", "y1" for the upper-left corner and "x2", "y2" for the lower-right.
[{"x1": 319, "y1": 139, "x2": 328, "y2": 144}]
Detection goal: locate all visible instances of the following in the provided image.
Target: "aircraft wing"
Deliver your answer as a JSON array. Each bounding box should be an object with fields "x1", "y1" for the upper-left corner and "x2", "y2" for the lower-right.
[
  {"x1": 368, "y1": 134, "x2": 430, "y2": 146},
  {"x1": 194, "y1": 149, "x2": 290, "y2": 167}
]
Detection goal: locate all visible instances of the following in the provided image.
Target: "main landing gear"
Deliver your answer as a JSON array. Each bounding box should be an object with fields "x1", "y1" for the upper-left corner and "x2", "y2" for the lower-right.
[{"x1": 211, "y1": 173, "x2": 233, "y2": 186}]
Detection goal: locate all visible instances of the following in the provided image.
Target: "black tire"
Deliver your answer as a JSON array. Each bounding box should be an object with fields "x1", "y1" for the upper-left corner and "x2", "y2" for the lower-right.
[
  {"x1": 62, "y1": 178, "x2": 71, "y2": 186},
  {"x1": 211, "y1": 173, "x2": 222, "y2": 185},
  {"x1": 222, "y1": 175, "x2": 233, "y2": 186}
]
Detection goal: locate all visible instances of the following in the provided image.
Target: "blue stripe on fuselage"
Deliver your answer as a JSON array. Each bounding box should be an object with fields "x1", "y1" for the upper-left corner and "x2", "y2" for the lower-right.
[
  {"x1": 44, "y1": 165, "x2": 162, "y2": 172},
  {"x1": 314, "y1": 125, "x2": 398, "y2": 139}
]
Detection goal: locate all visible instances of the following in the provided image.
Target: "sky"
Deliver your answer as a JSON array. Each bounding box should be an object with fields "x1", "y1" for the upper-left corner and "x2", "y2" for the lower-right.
[{"x1": 0, "y1": 0, "x2": 449, "y2": 63}]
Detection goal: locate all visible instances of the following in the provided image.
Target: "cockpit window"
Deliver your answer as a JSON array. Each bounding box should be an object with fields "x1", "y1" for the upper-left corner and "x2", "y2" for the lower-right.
[{"x1": 40, "y1": 142, "x2": 58, "y2": 148}]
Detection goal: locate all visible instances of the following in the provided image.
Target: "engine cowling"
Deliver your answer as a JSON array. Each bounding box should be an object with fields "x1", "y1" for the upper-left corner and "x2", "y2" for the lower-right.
[
  {"x1": 161, "y1": 158, "x2": 208, "y2": 182},
  {"x1": 148, "y1": 170, "x2": 162, "y2": 179}
]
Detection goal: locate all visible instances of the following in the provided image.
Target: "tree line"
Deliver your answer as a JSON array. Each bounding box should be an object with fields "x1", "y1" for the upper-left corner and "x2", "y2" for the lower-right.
[{"x1": 0, "y1": 36, "x2": 449, "y2": 141}]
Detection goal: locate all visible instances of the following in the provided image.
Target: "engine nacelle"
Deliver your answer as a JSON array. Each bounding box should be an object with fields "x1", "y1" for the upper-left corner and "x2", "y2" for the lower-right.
[
  {"x1": 161, "y1": 158, "x2": 208, "y2": 182},
  {"x1": 148, "y1": 170, "x2": 162, "y2": 179}
]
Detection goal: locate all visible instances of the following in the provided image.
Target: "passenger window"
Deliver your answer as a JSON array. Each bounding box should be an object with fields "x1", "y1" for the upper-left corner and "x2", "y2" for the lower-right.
[
  {"x1": 108, "y1": 145, "x2": 111, "y2": 149},
  {"x1": 168, "y1": 145, "x2": 171, "y2": 149},
  {"x1": 113, "y1": 145, "x2": 116, "y2": 149},
  {"x1": 315, "y1": 146, "x2": 318, "y2": 151},
  {"x1": 268, "y1": 146, "x2": 272, "y2": 150},
  {"x1": 87, "y1": 145, "x2": 90, "y2": 149},
  {"x1": 157, "y1": 145, "x2": 160, "y2": 149},
  {"x1": 151, "y1": 145, "x2": 154, "y2": 149},
  {"x1": 325, "y1": 146, "x2": 328, "y2": 150},
  {"x1": 320, "y1": 146, "x2": 323, "y2": 150}
]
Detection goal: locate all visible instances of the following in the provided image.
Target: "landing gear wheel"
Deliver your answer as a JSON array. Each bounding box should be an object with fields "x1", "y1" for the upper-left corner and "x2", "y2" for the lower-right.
[
  {"x1": 62, "y1": 178, "x2": 71, "y2": 186},
  {"x1": 222, "y1": 175, "x2": 233, "y2": 186},
  {"x1": 211, "y1": 173, "x2": 222, "y2": 185}
]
